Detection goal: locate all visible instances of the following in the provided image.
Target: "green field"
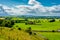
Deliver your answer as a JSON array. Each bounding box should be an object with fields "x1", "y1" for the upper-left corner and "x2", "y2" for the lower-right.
[
  {"x1": 13, "y1": 19, "x2": 60, "y2": 30},
  {"x1": 38, "y1": 32, "x2": 60, "y2": 40},
  {"x1": 12, "y1": 18, "x2": 60, "y2": 40}
]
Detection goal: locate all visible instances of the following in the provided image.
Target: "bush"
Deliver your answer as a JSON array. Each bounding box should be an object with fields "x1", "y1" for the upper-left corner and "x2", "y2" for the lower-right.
[
  {"x1": 11, "y1": 21, "x2": 15, "y2": 25},
  {"x1": 25, "y1": 18, "x2": 28, "y2": 21},
  {"x1": 52, "y1": 30, "x2": 55, "y2": 32},
  {"x1": 34, "y1": 33, "x2": 36, "y2": 35},
  {"x1": 25, "y1": 22, "x2": 27, "y2": 25},
  {"x1": 10, "y1": 28, "x2": 13, "y2": 31},
  {"x1": 0, "y1": 20, "x2": 3, "y2": 24},
  {"x1": 18, "y1": 28, "x2": 21, "y2": 30},
  {"x1": 49, "y1": 19, "x2": 55, "y2": 22},
  {"x1": 1, "y1": 20, "x2": 15, "y2": 28},
  {"x1": 5, "y1": 23, "x2": 9, "y2": 27},
  {"x1": 26, "y1": 27, "x2": 32, "y2": 35},
  {"x1": 29, "y1": 32, "x2": 32, "y2": 35}
]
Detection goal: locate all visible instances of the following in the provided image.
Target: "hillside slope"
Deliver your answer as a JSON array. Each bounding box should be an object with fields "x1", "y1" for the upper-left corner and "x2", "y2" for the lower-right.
[{"x1": 0, "y1": 27, "x2": 44, "y2": 40}]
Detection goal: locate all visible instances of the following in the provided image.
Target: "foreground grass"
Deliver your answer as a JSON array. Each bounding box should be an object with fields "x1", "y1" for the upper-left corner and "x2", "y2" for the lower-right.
[{"x1": 0, "y1": 27, "x2": 44, "y2": 40}]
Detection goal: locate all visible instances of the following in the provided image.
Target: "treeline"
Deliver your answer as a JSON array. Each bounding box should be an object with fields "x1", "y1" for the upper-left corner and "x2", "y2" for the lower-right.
[{"x1": 17, "y1": 16, "x2": 60, "y2": 19}]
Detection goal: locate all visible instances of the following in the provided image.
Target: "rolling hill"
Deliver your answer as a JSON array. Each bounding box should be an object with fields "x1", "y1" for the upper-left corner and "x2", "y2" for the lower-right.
[{"x1": 0, "y1": 27, "x2": 45, "y2": 40}]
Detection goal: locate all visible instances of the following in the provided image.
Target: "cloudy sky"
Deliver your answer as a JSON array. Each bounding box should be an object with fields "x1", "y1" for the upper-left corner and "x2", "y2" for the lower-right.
[{"x1": 0, "y1": 0, "x2": 60, "y2": 16}]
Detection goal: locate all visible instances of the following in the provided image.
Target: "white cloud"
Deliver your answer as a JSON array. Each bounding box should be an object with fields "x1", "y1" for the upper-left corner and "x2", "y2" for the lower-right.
[
  {"x1": 0, "y1": 0, "x2": 60, "y2": 16},
  {"x1": 28, "y1": 0, "x2": 40, "y2": 5}
]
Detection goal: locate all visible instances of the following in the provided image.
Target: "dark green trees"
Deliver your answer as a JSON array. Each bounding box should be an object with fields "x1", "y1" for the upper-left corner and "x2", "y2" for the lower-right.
[
  {"x1": 0, "y1": 20, "x2": 15, "y2": 28},
  {"x1": 49, "y1": 19, "x2": 55, "y2": 22}
]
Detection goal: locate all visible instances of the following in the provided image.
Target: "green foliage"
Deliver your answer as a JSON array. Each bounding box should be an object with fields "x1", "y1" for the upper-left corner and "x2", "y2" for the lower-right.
[
  {"x1": 0, "y1": 20, "x2": 3, "y2": 24},
  {"x1": 49, "y1": 19, "x2": 55, "y2": 22},
  {"x1": 11, "y1": 21, "x2": 15, "y2": 25},
  {"x1": 25, "y1": 18, "x2": 28, "y2": 21},
  {"x1": 18, "y1": 28, "x2": 21, "y2": 30},
  {"x1": 26, "y1": 27, "x2": 32, "y2": 35},
  {"x1": 0, "y1": 20, "x2": 15, "y2": 28}
]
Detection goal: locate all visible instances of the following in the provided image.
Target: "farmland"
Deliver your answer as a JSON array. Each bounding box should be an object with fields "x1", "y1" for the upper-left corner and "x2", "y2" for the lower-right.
[
  {"x1": 12, "y1": 18, "x2": 60, "y2": 40},
  {"x1": 13, "y1": 18, "x2": 60, "y2": 30},
  {"x1": 0, "y1": 17, "x2": 60, "y2": 40}
]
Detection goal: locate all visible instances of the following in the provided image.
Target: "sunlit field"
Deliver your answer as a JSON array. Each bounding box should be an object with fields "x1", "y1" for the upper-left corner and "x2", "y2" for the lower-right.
[
  {"x1": 13, "y1": 19, "x2": 60, "y2": 30},
  {"x1": 38, "y1": 32, "x2": 60, "y2": 40}
]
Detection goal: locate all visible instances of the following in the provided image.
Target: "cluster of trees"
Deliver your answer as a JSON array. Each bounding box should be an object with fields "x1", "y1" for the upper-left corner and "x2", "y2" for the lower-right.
[
  {"x1": 25, "y1": 21, "x2": 35, "y2": 25},
  {"x1": 25, "y1": 19, "x2": 56, "y2": 25},
  {"x1": 0, "y1": 19, "x2": 15, "y2": 28},
  {"x1": 12, "y1": 18, "x2": 28, "y2": 23}
]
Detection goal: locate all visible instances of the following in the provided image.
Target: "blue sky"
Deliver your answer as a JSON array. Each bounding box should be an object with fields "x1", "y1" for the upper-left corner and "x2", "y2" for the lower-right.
[
  {"x1": 0, "y1": 0, "x2": 60, "y2": 6},
  {"x1": 37, "y1": 0, "x2": 60, "y2": 6},
  {"x1": 0, "y1": 0, "x2": 60, "y2": 16}
]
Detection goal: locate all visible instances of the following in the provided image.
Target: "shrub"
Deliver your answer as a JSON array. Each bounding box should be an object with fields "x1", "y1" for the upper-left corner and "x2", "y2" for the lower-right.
[
  {"x1": 52, "y1": 30, "x2": 55, "y2": 32},
  {"x1": 0, "y1": 20, "x2": 3, "y2": 24},
  {"x1": 11, "y1": 21, "x2": 15, "y2": 25},
  {"x1": 25, "y1": 22, "x2": 27, "y2": 25},
  {"x1": 25, "y1": 18, "x2": 28, "y2": 21},
  {"x1": 5, "y1": 23, "x2": 9, "y2": 27},
  {"x1": 18, "y1": 28, "x2": 21, "y2": 30},
  {"x1": 29, "y1": 31, "x2": 32, "y2": 35},
  {"x1": 10, "y1": 28, "x2": 13, "y2": 31},
  {"x1": 49, "y1": 19, "x2": 55, "y2": 22},
  {"x1": 34, "y1": 33, "x2": 36, "y2": 35},
  {"x1": 26, "y1": 27, "x2": 32, "y2": 35}
]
